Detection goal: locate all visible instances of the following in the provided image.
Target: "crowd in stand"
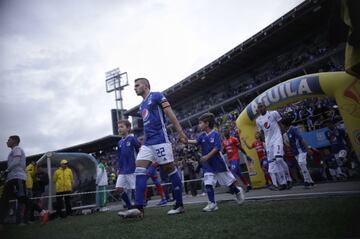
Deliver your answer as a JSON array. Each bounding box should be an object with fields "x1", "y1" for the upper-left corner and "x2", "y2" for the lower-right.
[
  {"x1": 278, "y1": 97, "x2": 339, "y2": 131},
  {"x1": 168, "y1": 95, "x2": 359, "y2": 192},
  {"x1": 174, "y1": 38, "x2": 343, "y2": 122}
]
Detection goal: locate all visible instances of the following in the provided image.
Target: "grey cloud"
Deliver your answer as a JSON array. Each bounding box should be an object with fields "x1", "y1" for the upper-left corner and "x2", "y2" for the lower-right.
[{"x1": 0, "y1": 43, "x2": 110, "y2": 160}]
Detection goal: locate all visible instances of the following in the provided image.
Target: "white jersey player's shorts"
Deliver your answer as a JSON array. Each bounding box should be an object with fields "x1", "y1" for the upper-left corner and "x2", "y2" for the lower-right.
[
  {"x1": 116, "y1": 174, "x2": 135, "y2": 189},
  {"x1": 203, "y1": 171, "x2": 236, "y2": 187},
  {"x1": 266, "y1": 138, "x2": 284, "y2": 160},
  {"x1": 136, "y1": 143, "x2": 174, "y2": 165},
  {"x1": 328, "y1": 167, "x2": 344, "y2": 177},
  {"x1": 335, "y1": 149, "x2": 347, "y2": 162},
  {"x1": 267, "y1": 160, "x2": 281, "y2": 173},
  {"x1": 295, "y1": 151, "x2": 307, "y2": 165},
  {"x1": 333, "y1": 149, "x2": 347, "y2": 167}
]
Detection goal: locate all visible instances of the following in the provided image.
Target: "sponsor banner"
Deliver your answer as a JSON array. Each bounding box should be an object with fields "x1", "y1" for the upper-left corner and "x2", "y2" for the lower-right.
[
  {"x1": 237, "y1": 72, "x2": 360, "y2": 188},
  {"x1": 246, "y1": 75, "x2": 323, "y2": 120}
]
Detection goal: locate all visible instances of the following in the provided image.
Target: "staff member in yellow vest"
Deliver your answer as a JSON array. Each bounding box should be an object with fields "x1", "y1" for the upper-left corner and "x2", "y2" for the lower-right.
[
  {"x1": 26, "y1": 160, "x2": 37, "y2": 198},
  {"x1": 25, "y1": 159, "x2": 38, "y2": 223},
  {"x1": 53, "y1": 159, "x2": 73, "y2": 218}
]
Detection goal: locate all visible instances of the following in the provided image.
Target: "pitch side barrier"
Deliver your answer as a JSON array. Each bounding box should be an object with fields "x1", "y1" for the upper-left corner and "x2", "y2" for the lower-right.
[
  {"x1": 6, "y1": 177, "x2": 207, "y2": 216},
  {"x1": 236, "y1": 72, "x2": 360, "y2": 188}
]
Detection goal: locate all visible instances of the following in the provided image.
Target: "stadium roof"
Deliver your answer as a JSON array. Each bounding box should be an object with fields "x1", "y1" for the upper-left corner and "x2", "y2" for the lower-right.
[
  {"x1": 125, "y1": 0, "x2": 329, "y2": 117},
  {"x1": 25, "y1": 135, "x2": 122, "y2": 162}
]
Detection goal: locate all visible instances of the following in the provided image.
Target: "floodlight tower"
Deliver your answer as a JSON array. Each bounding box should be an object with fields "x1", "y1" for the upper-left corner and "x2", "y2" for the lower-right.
[{"x1": 105, "y1": 68, "x2": 129, "y2": 121}]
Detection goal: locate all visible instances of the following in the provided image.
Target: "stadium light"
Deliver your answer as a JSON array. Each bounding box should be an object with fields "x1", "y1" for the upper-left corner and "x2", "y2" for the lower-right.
[{"x1": 105, "y1": 68, "x2": 129, "y2": 123}]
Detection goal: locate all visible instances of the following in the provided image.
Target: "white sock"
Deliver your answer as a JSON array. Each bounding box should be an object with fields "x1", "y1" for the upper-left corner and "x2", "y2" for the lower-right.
[{"x1": 299, "y1": 163, "x2": 313, "y2": 183}]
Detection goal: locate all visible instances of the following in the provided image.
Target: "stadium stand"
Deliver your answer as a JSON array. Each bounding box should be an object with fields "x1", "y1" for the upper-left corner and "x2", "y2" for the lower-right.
[{"x1": 125, "y1": 0, "x2": 345, "y2": 131}]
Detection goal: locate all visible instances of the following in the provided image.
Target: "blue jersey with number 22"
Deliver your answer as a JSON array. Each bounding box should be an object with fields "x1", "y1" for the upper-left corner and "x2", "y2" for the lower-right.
[{"x1": 139, "y1": 92, "x2": 170, "y2": 146}]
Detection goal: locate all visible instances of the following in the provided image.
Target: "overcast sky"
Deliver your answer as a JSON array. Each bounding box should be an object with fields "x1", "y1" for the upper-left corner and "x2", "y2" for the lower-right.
[{"x1": 0, "y1": 0, "x2": 303, "y2": 161}]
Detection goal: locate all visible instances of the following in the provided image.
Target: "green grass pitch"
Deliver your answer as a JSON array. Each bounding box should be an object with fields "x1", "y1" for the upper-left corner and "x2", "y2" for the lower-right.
[{"x1": 3, "y1": 196, "x2": 360, "y2": 239}]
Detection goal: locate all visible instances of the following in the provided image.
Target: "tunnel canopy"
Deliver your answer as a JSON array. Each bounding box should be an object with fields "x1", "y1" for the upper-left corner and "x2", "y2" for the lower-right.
[{"x1": 37, "y1": 152, "x2": 98, "y2": 211}]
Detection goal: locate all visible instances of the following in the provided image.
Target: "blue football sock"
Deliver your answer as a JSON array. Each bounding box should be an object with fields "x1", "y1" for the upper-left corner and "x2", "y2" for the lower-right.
[
  {"x1": 229, "y1": 183, "x2": 240, "y2": 194},
  {"x1": 169, "y1": 169, "x2": 183, "y2": 205},
  {"x1": 205, "y1": 185, "x2": 215, "y2": 203},
  {"x1": 135, "y1": 167, "x2": 147, "y2": 208},
  {"x1": 121, "y1": 192, "x2": 132, "y2": 209}
]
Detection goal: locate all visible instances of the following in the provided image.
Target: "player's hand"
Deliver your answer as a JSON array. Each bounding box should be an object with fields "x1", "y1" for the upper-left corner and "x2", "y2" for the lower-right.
[
  {"x1": 179, "y1": 131, "x2": 188, "y2": 144},
  {"x1": 307, "y1": 146, "x2": 317, "y2": 154},
  {"x1": 312, "y1": 147, "x2": 320, "y2": 153},
  {"x1": 180, "y1": 137, "x2": 188, "y2": 144},
  {"x1": 200, "y1": 156, "x2": 208, "y2": 163}
]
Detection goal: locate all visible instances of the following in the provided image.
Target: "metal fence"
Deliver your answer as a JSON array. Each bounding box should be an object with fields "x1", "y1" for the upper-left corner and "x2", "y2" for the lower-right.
[{"x1": 4, "y1": 177, "x2": 206, "y2": 222}]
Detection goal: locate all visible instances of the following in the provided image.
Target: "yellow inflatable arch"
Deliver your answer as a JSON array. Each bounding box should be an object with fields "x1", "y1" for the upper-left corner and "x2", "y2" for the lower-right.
[{"x1": 236, "y1": 72, "x2": 360, "y2": 188}]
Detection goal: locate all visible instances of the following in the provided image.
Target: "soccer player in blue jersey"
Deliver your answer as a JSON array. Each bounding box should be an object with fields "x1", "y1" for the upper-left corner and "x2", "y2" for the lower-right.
[
  {"x1": 115, "y1": 120, "x2": 141, "y2": 212},
  {"x1": 282, "y1": 119, "x2": 314, "y2": 188},
  {"x1": 188, "y1": 113, "x2": 245, "y2": 212},
  {"x1": 324, "y1": 122, "x2": 349, "y2": 179},
  {"x1": 119, "y1": 78, "x2": 188, "y2": 218}
]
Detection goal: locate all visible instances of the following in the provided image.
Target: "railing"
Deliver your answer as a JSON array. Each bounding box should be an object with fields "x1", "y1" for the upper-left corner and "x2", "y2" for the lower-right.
[{"x1": 2, "y1": 165, "x2": 251, "y2": 224}]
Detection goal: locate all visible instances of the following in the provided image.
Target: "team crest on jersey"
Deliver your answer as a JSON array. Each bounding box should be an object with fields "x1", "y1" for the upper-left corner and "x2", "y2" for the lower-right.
[
  {"x1": 210, "y1": 138, "x2": 215, "y2": 143},
  {"x1": 126, "y1": 141, "x2": 131, "y2": 147},
  {"x1": 264, "y1": 122, "x2": 270, "y2": 129},
  {"x1": 141, "y1": 108, "x2": 150, "y2": 121}
]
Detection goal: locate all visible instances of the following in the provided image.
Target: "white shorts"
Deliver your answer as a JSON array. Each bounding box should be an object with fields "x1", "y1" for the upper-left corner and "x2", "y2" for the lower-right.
[
  {"x1": 136, "y1": 143, "x2": 174, "y2": 165},
  {"x1": 266, "y1": 138, "x2": 284, "y2": 160},
  {"x1": 335, "y1": 149, "x2": 347, "y2": 160},
  {"x1": 335, "y1": 149, "x2": 347, "y2": 166},
  {"x1": 115, "y1": 174, "x2": 135, "y2": 190},
  {"x1": 328, "y1": 167, "x2": 343, "y2": 177},
  {"x1": 295, "y1": 152, "x2": 307, "y2": 165},
  {"x1": 268, "y1": 161, "x2": 277, "y2": 173},
  {"x1": 203, "y1": 171, "x2": 236, "y2": 187}
]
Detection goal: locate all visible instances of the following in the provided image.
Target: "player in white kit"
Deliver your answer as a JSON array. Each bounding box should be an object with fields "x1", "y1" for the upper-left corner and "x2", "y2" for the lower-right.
[{"x1": 255, "y1": 102, "x2": 292, "y2": 190}]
